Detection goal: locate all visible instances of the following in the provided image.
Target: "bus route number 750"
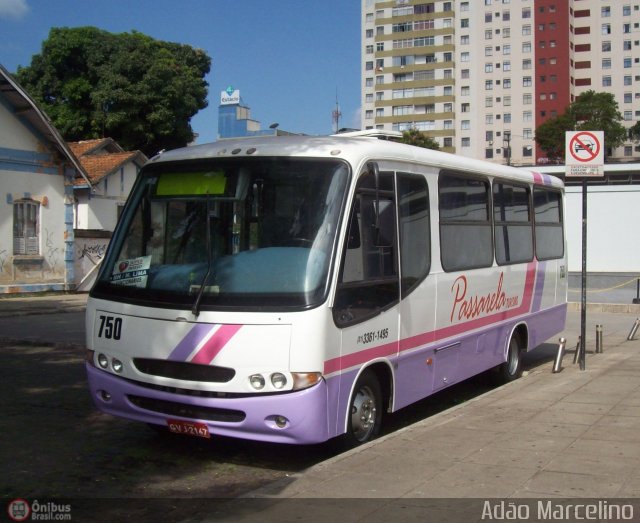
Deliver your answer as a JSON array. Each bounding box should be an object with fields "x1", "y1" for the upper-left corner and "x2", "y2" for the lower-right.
[{"x1": 98, "y1": 314, "x2": 123, "y2": 340}]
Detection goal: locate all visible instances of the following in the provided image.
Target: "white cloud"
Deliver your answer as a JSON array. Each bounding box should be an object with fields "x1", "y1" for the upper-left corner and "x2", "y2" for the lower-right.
[{"x1": 0, "y1": 0, "x2": 29, "y2": 20}]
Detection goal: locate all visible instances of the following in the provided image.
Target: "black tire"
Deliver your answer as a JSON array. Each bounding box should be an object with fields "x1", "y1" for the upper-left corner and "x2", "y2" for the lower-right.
[
  {"x1": 344, "y1": 370, "x2": 382, "y2": 446},
  {"x1": 494, "y1": 335, "x2": 523, "y2": 384}
]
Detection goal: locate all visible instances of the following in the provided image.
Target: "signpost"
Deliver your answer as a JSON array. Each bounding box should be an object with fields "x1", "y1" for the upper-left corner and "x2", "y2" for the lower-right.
[{"x1": 565, "y1": 131, "x2": 604, "y2": 370}]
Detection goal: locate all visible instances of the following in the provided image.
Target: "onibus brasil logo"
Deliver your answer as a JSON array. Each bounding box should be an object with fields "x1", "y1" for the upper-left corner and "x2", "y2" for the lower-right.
[{"x1": 7, "y1": 499, "x2": 71, "y2": 521}]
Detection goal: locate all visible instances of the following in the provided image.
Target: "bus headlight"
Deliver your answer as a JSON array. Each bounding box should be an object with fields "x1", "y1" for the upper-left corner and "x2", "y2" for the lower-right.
[
  {"x1": 97, "y1": 353, "x2": 109, "y2": 369},
  {"x1": 249, "y1": 374, "x2": 265, "y2": 390},
  {"x1": 270, "y1": 373, "x2": 287, "y2": 389},
  {"x1": 112, "y1": 358, "x2": 123, "y2": 373},
  {"x1": 291, "y1": 372, "x2": 322, "y2": 391}
]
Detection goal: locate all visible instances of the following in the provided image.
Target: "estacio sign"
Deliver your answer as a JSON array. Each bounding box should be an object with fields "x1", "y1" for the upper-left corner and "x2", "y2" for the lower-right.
[
  {"x1": 220, "y1": 86, "x2": 240, "y2": 105},
  {"x1": 565, "y1": 130, "x2": 604, "y2": 178}
]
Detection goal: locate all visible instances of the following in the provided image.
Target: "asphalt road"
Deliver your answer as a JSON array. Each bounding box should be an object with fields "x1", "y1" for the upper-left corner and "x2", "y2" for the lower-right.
[{"x1": 0, "y1": 311, "x2": 86, "y2": 346}]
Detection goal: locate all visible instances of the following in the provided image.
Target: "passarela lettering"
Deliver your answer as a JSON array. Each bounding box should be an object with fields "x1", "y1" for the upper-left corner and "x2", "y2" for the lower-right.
[{"x1": 450, "y1": 272, "x2": 514, "y2": 323}]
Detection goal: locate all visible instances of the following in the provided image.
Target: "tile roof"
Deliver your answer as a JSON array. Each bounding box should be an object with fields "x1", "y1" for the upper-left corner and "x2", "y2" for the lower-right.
[
  {"x1": 68, "y1": 139, "x2": 108, "y2": 157},
  {"x1": 72, "y1": 152, "x2": 139, "y2": 186},
  {"x1": 69, "y1": 139, "x2": 146, "y2": 186}
]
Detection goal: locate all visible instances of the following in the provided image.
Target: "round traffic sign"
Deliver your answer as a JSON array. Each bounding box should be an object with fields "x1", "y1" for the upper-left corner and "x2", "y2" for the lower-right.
[{"x1": 569, "y1": 131, "x2": 601, "y2": 163}]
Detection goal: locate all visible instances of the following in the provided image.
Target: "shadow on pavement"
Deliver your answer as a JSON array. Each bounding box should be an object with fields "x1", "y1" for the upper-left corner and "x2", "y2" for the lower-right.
[{"x1": 1, "y1": 339, "x2": 558, "y2": 522}]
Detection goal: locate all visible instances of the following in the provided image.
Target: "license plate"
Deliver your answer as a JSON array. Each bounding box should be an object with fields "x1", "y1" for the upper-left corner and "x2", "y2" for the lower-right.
[{"x1": 167, "y1": 419, "x2": 210, "y2": 439}]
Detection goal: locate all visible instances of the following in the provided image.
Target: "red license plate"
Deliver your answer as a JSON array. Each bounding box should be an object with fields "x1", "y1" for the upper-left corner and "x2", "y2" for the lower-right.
[{"x1": 167, "y1": 419, "x2": 210, "y2": 439}]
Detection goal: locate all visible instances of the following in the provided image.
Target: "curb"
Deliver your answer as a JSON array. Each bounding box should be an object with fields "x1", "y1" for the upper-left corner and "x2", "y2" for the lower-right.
[{"x1": 567, "y1": 301, "x2": 640, "y2": 314}]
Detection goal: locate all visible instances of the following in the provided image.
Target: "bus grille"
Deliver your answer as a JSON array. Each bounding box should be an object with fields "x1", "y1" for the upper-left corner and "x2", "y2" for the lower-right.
[
  {"x1": 127, "y1": 395, "x2": 245, "y2": 422},
  {"x1": 133, "y1": 358, "x2": 235, "y2": 383}
]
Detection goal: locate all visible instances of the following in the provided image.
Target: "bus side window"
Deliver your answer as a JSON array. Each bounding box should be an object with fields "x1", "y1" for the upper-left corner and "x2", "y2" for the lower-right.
[
  {"x1": 533, "y1": 188, "x2": 564, "y2": 260},
  {"x1": 493, "y1": 182, "x2": 533, "y2": 265},
  {"x1": 439, "y1": 172, "x2": 493, "y2": 272},
  {"x1": 333, "y1": 171, "x2": 399, "y2": 327},
  {"x1": 397, "y1": 173, "x2": 430, "y2": 296}
]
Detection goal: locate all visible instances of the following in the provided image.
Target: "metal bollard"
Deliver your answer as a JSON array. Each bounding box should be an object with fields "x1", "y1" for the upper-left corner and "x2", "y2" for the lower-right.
[
  {"x1": 553, "y1": 337, "x2": 566, "y2": 373},
  {"x1": 595, "y1": 325, "x2": 603, "y2": 354},
  {"x1": 573, "y1": 336, "x2": 581, "y2": 364},
  {"x1": 628, "y1": 318, "x2": 640, "y2": 341}
]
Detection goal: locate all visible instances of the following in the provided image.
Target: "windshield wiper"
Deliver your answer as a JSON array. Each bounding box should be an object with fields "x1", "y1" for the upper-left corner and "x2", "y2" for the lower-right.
[{"x1": 192, "y1": 194, "x2": 213, "y2": 317}]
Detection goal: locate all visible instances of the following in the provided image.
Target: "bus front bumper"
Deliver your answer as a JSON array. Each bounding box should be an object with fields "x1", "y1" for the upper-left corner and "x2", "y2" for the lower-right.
[{"x1": 86, "y1": 363, "x2": 331, "y2": 445}]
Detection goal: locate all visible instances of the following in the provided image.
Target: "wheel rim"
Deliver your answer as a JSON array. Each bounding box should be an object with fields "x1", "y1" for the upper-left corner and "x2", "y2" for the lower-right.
[
  {"x1": 351, "y1": 385, "x2": 377, "y2": 442},
  {"x1": 507, "y1": 339, "x2": 519, "y2": 376}
]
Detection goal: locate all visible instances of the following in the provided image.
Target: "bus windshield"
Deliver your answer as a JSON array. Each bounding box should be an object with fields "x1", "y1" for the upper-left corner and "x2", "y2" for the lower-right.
[{"x1": 93, "y1": 157, "x2": 350, "y2": 310}]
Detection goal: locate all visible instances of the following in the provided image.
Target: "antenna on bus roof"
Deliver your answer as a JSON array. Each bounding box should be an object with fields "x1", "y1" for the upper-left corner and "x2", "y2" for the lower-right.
[{"x1": 332, "y1": 89, "x2": 342, "y2": 134}]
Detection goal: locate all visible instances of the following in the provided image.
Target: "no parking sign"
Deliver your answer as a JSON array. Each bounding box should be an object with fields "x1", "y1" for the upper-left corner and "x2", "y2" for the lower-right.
[{"x1": 565, "y1": 131, "x2": 604, "y2": 177}]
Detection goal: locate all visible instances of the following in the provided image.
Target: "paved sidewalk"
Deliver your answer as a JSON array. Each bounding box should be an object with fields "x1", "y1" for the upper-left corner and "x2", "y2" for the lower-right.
[{"x1": 221, "y1": 309, "x2": 640, "y2": 520}]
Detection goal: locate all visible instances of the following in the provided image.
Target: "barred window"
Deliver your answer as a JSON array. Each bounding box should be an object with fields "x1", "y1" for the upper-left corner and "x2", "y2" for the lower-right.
[{"x1": 13, "y1": 199, "x2": 40, "y2": 255}]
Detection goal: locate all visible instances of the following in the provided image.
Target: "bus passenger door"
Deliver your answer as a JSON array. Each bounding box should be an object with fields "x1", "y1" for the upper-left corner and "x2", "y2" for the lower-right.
[
  {"x1": 332, "y1": 167, "x2": 400, "y2": 417},
  {"x1": 396, "y1": 172, "x2": 437, "y2": 408}
]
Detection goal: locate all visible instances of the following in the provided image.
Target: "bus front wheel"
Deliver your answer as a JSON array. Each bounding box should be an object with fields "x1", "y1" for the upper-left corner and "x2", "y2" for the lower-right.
[{"x1": 344, "y1": 370, "x2": 382, "y2": 446}]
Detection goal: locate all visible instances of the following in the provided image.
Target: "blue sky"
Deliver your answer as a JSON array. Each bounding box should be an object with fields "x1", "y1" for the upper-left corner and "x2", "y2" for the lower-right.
[{"x1": 0, "y1": 0, "x2": 362, "y2": 144}]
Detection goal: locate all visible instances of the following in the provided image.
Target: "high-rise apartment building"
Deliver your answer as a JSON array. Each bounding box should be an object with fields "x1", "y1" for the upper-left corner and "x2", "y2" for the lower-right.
[{"x1": 361, "y1": 0, "x2": 640, "y2": 166}]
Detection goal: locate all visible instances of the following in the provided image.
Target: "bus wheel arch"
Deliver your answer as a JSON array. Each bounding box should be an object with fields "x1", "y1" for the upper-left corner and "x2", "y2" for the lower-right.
[{"x1": 343, "y1": 362, "x2": 393, "y2": 446}]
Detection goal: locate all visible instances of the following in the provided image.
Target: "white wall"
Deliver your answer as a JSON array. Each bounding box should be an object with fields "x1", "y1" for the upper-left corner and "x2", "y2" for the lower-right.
[
  {"x1": 0, "y1": 101, "x2": 68, "y2": 286},
  {"x1": 565, "y1": 185, "x2": 640, "y2": 273},
  {"x1": 76, "y1": 162, "x2": 138, "y2": 232},
  {"x1": 0, "y1": 101, "x2": 40, "y2": 150}
]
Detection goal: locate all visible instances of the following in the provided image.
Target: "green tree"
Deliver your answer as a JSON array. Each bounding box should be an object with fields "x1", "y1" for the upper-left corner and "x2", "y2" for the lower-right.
[
  {"x1": 535, "y1": 90, "x2": 627, "y2": 161},
  {"x1": 568, "y1": 91, "x2": 628, "y2": 148},
  {"x1": 400, "y1": 128, "x2": 440, "y2": 150},
  {"x1": 16, "y1": 27, "x2": 211, "y2": 156},
  {"x1": 534, "y1": 113, "x2": 574, "y2": 163}
]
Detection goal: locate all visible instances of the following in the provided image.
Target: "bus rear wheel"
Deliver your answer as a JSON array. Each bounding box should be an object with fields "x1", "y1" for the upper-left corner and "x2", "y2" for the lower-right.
[
  {"x1": 344, "y1": 370, "x2": 382, "y2": 446},
  {"x1": 494, "y1": 335, "x2": 523, "y2": 384}
]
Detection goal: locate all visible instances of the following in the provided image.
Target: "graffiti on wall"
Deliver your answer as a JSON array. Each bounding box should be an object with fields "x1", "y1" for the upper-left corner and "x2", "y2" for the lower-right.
[
  {"x1": 77, "y1": 242, "x2": 107, "y2": 264},
  {"x1": 74, "y1": 237, "x2": 110, "y2": 287},
  {"x1": 45, "y1": 229, "x2": 61, "y2": 274}
]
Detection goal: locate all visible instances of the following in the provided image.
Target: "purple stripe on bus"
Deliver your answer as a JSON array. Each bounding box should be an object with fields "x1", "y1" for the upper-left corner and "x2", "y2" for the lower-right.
[
  {"x1": 532, "y1": 172, "x2": 555, "y2": 186},
  {"x1": 532, "y1": 261, "x2": 547, "y2": 312},
  {"x1": 168, "y1": 323, "x2": 214, "y2": 361}
]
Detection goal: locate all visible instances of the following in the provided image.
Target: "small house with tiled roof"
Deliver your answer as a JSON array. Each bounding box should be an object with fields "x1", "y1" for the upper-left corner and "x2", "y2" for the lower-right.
[
  {"x1": 70, "y1": 138, "x2": 147, "y2": 232},
  {"x1": 69, "y1": 138, "x2": 146, "y2": 290},
  {"x1": 0, "y1": 64, "x2": 91, "y2": 294}
]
